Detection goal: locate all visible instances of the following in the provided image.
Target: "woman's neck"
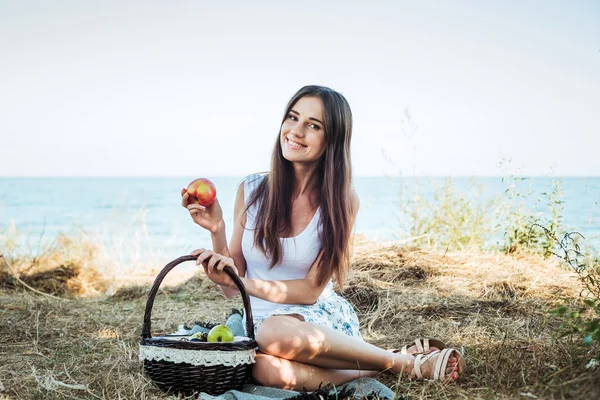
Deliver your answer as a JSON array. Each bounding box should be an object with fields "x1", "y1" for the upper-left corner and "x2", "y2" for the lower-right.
[{"x1": 291, "y1": 162, "x2": 320, "y2": 204}]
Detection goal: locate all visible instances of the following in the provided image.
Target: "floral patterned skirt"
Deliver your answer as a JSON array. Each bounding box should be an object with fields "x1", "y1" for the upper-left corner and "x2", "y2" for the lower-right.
[{"x1": 245, "y1": 289, "x2": 363, "y2": 341}]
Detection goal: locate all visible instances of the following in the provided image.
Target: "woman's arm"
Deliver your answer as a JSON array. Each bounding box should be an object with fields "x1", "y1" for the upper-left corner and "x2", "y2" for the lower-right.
[
  {"x1": 238, "y1": 251, "x2": 327, "y2": 305},
  {"x1": 186, "y1": 180, "x2": 248, "y2": 298},
  {"x1": 197, "y1": 250, "x2": 328, "y2": 304},
  {"x1": 211, "y1": 182, "x2": 248, "y2": 298}
]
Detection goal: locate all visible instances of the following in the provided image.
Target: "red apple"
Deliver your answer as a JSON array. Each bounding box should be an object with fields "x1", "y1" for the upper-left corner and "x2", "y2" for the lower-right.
[{"x1": 186, "y1": 178, "x2": 217, "y2": 206}]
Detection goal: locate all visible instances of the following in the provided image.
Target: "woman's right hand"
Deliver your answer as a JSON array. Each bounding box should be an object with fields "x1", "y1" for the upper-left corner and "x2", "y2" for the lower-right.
[
  {"x1": 191, "y1": 248, "x2": 239, "y2": 289},
  {"x1": 181, "y1": 188, "x2": 224, "y2": 234}
]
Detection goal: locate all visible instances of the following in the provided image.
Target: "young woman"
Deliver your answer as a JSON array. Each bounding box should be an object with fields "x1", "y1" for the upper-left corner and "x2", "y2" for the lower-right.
[{"x1": 181, "y1": 85, "x2": 464, "y2": 390}]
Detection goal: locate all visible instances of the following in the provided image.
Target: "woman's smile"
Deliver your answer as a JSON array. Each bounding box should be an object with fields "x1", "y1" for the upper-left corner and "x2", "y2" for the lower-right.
[{"x1": 285, "y1": 137, "x2": 307, "y2": 150}]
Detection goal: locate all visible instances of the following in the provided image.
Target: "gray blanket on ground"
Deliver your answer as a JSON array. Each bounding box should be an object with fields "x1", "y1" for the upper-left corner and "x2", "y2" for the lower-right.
[{"x1": 197, "y1": 377, "x2": 397, "y2": 400}]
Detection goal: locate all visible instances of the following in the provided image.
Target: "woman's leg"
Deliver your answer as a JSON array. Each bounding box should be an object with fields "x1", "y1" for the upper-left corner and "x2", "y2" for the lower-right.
[
  {"x1": 253, "y1": 353, "x2": 380, "y2": 391},
  {"x1": 256, "y1": 315, "x2": 459, "y2": 377}
]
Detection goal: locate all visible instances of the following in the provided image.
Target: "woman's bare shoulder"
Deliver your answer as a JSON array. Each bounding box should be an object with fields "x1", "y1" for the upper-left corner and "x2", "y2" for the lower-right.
[
  {"x1": 243, "y1": 172, "x2": 267, "y2": 187},
  {"x1": 237, "y1": 172, "x2": 267, "y2": 190}
]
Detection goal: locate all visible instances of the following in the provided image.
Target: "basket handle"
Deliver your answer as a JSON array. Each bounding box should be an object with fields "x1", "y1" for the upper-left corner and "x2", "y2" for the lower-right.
[{"x1": 141, "y1": 254, "x2": 255, "y2": 340}]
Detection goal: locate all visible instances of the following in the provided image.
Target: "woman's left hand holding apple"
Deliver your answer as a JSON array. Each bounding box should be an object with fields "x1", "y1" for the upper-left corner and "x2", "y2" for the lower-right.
[{"x1": 191, "y1": 248, "x2": 239, "y2": 288}]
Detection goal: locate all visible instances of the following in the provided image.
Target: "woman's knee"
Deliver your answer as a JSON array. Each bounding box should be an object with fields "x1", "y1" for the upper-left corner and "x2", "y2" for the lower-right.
[
  {"x1": 255, "y1": 315, "x2": 304, "y2": 353},
  {"x1": 252, "y1": 354, "x2": 297, "y2": 389}
]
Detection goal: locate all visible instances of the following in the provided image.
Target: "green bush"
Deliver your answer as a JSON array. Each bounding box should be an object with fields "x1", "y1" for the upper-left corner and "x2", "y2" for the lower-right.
[
  {"x1": 537, "y1": 228, "x2": 600, "y2": 359},
  {"x1": 495, "y1": 171, "x2": 565, "y2": 257},
  {"x1": 396, "y1": 174, "x2": 565, "y2": 255},
  {"x1": 397, "y1": 177, "x2": 495, "y2": 250}
]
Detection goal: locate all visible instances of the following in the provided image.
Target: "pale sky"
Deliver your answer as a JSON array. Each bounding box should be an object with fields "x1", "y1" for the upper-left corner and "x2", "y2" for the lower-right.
[{"x1": 1, "y1": 0, "x2": 599, "y2": 177}]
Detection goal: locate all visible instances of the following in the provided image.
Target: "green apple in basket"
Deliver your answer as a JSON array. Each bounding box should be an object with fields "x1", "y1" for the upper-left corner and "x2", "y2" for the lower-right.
[{"x1": 207, "y1": 324, "x2": 235, "y2": 343}]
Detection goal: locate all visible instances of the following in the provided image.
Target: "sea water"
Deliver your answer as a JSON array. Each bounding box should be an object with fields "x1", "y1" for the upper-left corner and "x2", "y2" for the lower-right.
[{"x1": 1, "y1": 176, "x2": 598, "y2": 263}]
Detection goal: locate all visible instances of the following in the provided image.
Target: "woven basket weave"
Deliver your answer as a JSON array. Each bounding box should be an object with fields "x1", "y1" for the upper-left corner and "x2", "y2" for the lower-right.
[{"x1": 139, "y1": 254, "x2": 257, "y2": 395}]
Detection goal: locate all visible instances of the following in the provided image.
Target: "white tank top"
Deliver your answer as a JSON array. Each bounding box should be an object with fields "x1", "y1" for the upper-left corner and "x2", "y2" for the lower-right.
[{"x1": 241, "y1": 173, "x2": 331, "y2": 319}]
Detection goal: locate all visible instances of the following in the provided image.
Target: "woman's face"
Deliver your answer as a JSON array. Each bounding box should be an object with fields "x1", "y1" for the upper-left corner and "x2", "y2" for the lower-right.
[{"x1": 280, "y1": 96, "x2": 326, "y2": 165}]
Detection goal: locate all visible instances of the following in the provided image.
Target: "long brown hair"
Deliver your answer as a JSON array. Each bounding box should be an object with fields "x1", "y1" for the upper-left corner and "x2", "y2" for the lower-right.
[{"x1": 245, "y1": 85, "x2": 354, "y2": 288}]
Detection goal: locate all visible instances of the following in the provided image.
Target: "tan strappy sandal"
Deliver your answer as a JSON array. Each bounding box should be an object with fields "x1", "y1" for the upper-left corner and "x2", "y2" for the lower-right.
[
  {"x1": 389, "y1": 338, "x2": 447, "y2": 356},
  {"x1": 411, "y1": 348, "x2": 465, "y2": 381},
  {"x1": 400, "y1": 338, "x2": 446, "y2": 355}
]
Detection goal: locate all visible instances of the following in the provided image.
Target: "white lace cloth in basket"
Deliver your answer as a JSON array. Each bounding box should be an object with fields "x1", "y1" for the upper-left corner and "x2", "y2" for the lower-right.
[{"x1": 139, "y1": 345, "x2": 256, "y2": 367}]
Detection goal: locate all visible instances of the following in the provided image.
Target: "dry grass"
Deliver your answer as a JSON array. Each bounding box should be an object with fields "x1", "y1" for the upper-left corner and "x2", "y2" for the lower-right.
[{"x1": 1, "y1": 236, "x2": 599, "y2": 399}]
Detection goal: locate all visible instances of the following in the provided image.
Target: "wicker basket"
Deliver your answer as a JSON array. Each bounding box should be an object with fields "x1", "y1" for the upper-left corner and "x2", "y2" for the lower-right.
[{"x1": 139, "y1": 255, "x2": 257, "y2": 396}]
